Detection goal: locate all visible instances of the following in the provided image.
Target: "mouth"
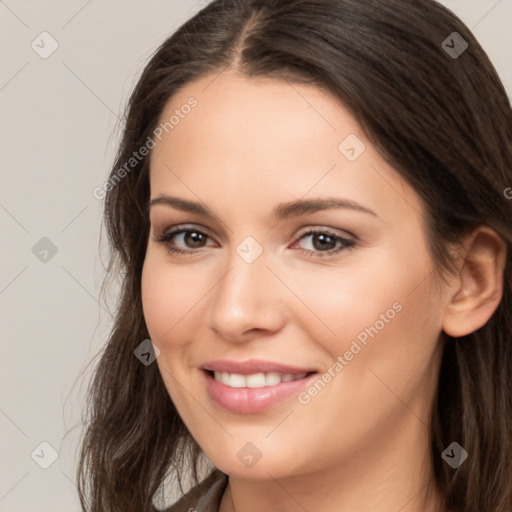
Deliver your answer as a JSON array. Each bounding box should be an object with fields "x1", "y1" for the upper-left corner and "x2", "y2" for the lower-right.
[
  {"x1": 200, "y1": 361, "x2": 319, "y2": 414},
  {"x1": 204, "y1": 369, "x2": 316, "y2": 388}
]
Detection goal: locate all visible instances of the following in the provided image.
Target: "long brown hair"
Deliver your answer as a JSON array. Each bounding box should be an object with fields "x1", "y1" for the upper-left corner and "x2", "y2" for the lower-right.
[{"x1": 76, "y1": 1, "x2": 512, "y2": 510}]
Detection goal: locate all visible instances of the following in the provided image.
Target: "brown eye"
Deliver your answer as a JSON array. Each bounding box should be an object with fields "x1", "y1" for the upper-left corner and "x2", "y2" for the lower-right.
[
  {"x1": 292, "y1": 229, "x2": 357, "y2": 258},
  {"x1": 154, "y1": 226, "x2": 214, "y2": 255},
  {"x1": 310, "y1": 232, "x2": 337, "y2": 251},
  {"x1": 181, "y1": 231, "x2": 208, "y2": 248}
]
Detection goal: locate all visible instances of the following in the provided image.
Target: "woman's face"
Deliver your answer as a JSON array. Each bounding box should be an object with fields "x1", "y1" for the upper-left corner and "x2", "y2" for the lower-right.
[{"x1": 141, "y1": 71, "x2": 449, "y2": 479}]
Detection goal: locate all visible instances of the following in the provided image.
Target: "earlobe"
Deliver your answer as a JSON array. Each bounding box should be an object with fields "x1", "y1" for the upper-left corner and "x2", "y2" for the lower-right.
[{"x1": 442, "y1": 226, "x2": 507, "y2": 338}]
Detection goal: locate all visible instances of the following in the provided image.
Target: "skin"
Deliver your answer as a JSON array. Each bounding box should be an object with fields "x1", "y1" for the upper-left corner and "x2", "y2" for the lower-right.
[{"x1": 141, "y1": 70, "x2": 506, "y2": 512}]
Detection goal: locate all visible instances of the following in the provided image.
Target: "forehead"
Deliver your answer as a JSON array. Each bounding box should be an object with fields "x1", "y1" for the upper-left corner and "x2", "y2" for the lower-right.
[
  {"x1": 152, "y1": 70, "x2": 359, "y2": 157},
  {"x1": 148, "y1": 71, "x2": 424, "y2": 226}
]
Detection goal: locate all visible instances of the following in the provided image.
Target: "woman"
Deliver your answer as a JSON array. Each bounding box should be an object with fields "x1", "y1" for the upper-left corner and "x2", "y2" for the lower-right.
[{"x1": 77, "y1": 1, "x2": 512, "y2": 511}]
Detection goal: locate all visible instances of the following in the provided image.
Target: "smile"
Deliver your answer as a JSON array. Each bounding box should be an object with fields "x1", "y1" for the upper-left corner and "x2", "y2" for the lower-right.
[
  {"x1": 213, "y1": 371, "x2": 308, "y2": 388},
  {"x1": 201, "y1": 367, "x2": 318, "y2": 414}
]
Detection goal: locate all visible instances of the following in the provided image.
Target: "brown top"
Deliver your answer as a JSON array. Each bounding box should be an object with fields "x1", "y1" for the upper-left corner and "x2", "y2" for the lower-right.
[{"x1": 160, "y1": 469, "x2": 229, "y2": 512}]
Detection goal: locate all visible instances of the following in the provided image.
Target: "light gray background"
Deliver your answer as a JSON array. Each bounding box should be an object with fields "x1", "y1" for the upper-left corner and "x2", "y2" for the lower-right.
[{"x1": 1, "y1": 1, "x2": 511, "y2": 510}]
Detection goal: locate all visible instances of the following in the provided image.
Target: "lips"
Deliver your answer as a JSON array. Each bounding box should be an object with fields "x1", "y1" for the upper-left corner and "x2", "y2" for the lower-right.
[
  {"x1": 200, "y1": 359, "x2": 318, "y2": 414},
  {"x1": 202, "y1": 359, "x2": 317, "y2": 375}
]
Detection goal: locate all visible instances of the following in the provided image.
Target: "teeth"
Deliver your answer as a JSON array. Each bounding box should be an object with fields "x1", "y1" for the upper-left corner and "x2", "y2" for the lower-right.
[
  {"x1": 246, "y1": 373, "x2": 266, "y2": 388},
  {"x1": 213, "y1": 371, "x2": 308, "y2": 388},
  {"x1": 265, "y1": 372, "x2": 282, "y2": 386},
  {"x1": 229, "y1": 373, "x2": 246, "y2": 388}
]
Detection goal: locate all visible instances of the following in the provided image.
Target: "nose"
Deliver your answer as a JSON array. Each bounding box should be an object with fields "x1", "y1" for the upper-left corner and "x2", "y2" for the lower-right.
[{"x1": 206, "y1": 245, "x2": 286, "y2": 343}]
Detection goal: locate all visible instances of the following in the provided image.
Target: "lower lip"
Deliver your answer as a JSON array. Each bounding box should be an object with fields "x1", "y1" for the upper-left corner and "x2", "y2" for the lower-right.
[{"x1": 201, "y1": 370, "x2": 317, "y2": 414}]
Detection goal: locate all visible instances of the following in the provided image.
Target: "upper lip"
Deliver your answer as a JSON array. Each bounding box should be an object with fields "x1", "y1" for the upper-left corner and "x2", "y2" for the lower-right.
[{"x1": 201, "y1": 359, "x2": 317, "y2": 375}]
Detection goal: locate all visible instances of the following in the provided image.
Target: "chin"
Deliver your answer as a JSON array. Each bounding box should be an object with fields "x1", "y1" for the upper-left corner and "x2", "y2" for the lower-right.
[{"x1": 203, "y1": 444, "x2": 307, "y2": 480}]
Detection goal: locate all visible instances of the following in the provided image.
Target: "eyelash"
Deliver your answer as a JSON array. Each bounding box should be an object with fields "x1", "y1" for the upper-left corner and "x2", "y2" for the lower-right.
[{"x1": 154, "y1": 225, "x2": 357, "y2": 259}]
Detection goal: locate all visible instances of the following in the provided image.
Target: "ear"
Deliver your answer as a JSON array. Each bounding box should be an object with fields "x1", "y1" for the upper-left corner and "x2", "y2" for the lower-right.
[{"x1": 442, "y1": 226, "x2": 507, "y2": 337}]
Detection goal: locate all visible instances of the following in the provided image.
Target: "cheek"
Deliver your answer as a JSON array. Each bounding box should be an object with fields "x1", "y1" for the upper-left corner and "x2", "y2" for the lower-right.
[
  {"x1": 287, "y1": 258, "x2": 401, "y2": 355},
  {"x1": 141, "y1": 255, "x2": 201, "y2": 348},
  {"x1": 286, "y1": 265, "x2": 441, "y2": 456},
  {"x1": 298, "y1": 243, "x2": 439, "y2": 369}
]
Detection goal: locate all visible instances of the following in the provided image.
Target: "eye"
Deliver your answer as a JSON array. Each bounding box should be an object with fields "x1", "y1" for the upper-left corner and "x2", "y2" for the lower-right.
[
  {"x1": 154, "y1": 225, "x2": 357, "y2": 258},
  {"x1": 291, "y1": 228, "x2": 357, "y2": 258},
  {"x1": 154, "y1": 225, "x2": 215, "y2": 255}
]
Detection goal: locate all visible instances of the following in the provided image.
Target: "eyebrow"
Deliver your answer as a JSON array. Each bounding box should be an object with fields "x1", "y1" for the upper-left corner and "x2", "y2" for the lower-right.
[{"x1": 149, "y1": 195, "x2": 378, "y2": 219}]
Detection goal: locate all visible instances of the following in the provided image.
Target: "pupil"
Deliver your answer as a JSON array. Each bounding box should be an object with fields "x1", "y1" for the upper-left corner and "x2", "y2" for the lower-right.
[
  {"x1": 313, "y1": 233, "x2": 335, "y2": 251},
  {"x1": 186, "y1": 232, "x2": 205, "y2": 248}
]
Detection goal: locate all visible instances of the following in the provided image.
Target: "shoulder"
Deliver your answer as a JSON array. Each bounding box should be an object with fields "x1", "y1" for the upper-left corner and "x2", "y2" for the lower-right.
[{"x1": 159, "y1": 469, "x2": 229, "y2": 512}]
